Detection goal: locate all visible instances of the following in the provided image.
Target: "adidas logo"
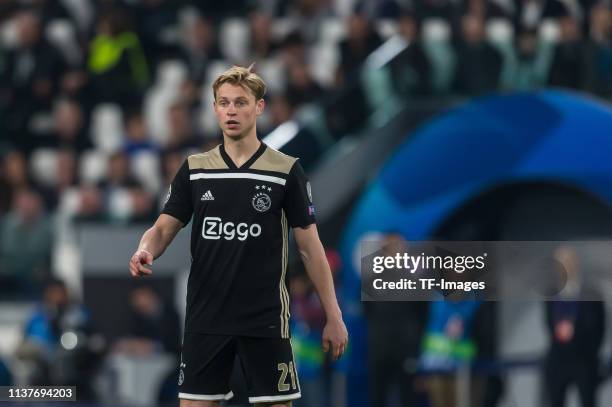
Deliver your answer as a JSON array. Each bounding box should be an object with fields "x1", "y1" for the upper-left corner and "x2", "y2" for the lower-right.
[{"x1": 201, "y1": 190, "x2": 215, "y2": 201}]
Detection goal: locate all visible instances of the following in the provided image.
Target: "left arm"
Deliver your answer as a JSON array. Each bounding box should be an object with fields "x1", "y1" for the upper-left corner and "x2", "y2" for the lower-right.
[{"x1": 294, "y1": 224, "x2": 348, "y2": 360}]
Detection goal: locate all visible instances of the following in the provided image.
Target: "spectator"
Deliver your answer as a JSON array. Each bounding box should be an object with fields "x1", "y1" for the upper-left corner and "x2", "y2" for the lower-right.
[
  {"x1": 88, "y1": 8, "x2": 149, "y2": 107},
  {"x1": 364, "y1": 234, "x2": 427, "y2": 407},
  {"x1": 421, "y1": 298, "x2": 482, "y2": 407},
  {"x1": 124, "y1": 110, "x2": 159, "y2": 157},
  {"x1": 17, "y1": 278, "x2": 101, "y2": 399},
  {"x1": 0, "y1": 188, "x2": 53, "y2": 296},
  {"x1": 163, "y1": 101, "x2": 202, "y2": 153},
  {"x1": 543, "y1": 246, "x2": 605, "y2": 407},
  {"x1": 453, "y1": 13, "x2": 503, "y2": 95},
  {"x1": 180, "y1": 15, "x2": 222, "y2": 86},
  {"x1": 43, "y1": 98, "x2": 91, "y2": 153},
  {"x1": 47, "y1": 148, "x2": 79, "y2": 209},
  {"x1": 4, "y1": 10, "x2": 67, "y2": 143},
  {"x1": 548, "y1": 16, "x2": 585, "y2": 90},
  {"x1": 97, "y1": 152, "x2": 155, "y2": 223},
  {"x1": 511, "y1": 28, "x2": 554, "y2": 90},
  {"x1": 388, "y1": 12, "x2": 431, "y2": 96},
  {"x1": 113, "y1": 284, "x2": 181, "y2": 405},
  {"x1": 114, "y1": 285, "x2": 181, "y2": 356},
  {"x1": 336, "y1": 10, "x2": 383, "y2": 86},
  {"x1": 73, "y1": 184, "x2": 104, "y2": 221},
  {"x1": 265, "y1": 93, "x2": 296, "y2": 134},
  {"x1": 0, "y1": 150, "x2": 30, "y2": 214},
  {"x1": 249, "y1": 11, "x2": 280, "y2": 60},
  {"x1": 285, "y1": 61, "x2": 325, "y2": 107},
  {"x1": 583, "y1": 3, "x2": 612, "y2": 98},
  {"x1": 284, "y1": 0, "x2": 335, "y2": 44},
  {"x1": 279, "y1": 30, "x2": 308, "y2": 67},
  {"x1": 99, "y1": 152, "x2": 141, "y2": 191},
  {"x1": 130, "y1": 0, "x2": 180, "y2": 64}
]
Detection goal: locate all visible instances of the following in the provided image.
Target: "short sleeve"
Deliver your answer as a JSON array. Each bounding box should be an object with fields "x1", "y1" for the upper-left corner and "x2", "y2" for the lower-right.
[
  {"x1": 161, "y1": 160, "x2": 193, "y2": 226},
  {"x1": 283, "y1": 161, "x2": 316, "y2": 228}
]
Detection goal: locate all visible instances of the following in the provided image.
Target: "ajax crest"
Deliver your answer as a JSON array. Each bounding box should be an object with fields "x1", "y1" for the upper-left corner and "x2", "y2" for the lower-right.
[{"x1": 252, "y1": 192, "x2": 272, "y2": 212}]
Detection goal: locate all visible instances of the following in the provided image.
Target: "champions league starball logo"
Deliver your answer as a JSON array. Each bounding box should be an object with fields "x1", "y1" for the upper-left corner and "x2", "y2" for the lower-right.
[
  {"x1": 252, "y1": 192, "x2": 272, "y2": 212},
  {"x1": 178, "y1": 361, "x2": 185, "y2": 385}
]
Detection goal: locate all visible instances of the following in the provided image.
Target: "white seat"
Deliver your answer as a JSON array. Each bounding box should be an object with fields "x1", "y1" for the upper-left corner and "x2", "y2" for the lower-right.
[
  {"x1": 30, "y1": 148, "x2": 59, "y2": 187},
  {"x1": 256, "y1": 58, "x2": 285, "y2": 94},
  {"x1": 422, "y1": 18, "x2": 451, "y2": 42},
  {"x1": 144, "y1": 60, "x2": 188, "y2": 145},
  {"x1": 79, "y1": 150, "x2": 108, "y2": 185},
  {"x1": 320, "y1": 18, "x2": 346, "y2": 46},
  {"x1": 539, "y1": 18, "x2": 560, "y2": 43},
  {"x1": 376, "y1": 19, "x2": 398, "y2": 40},
  {"x1": 131, "y1": 151, "x2": 161, "y2": 194},
  {"x1": 219, "y1": 18, "x2": 249, "y2": 63},
  {"x1": 58, "y1": 187, "x2": 81, "y2": 217},
  {"x1": 271, "y1": 17, "x2": 298, "y2": 41},
  {"x1": 156, "y1": 59, "x2": 188, "y2": 89},
  {"x1": 45, "y1": 19, "x2": 80, "y2": 65},
  {"x1": 0, "y1": 16, "x2": 19, "y2": 49},
  {"x1": 90, "y1": 104, "x2": 124, "y2": 153},
  {"x1": 309, "y1": 43, "x2": 340, "y2": 87},
  {"x1": 108, "y1": 188, "x2": 134, "y2": 222},
  {"x1": 59, "y1": 0, "x2": 94, "y2": 32},
  {"x1": 486, "y1": 18, "x2": 514, "y2": 44},
  {"x1": 421, "y1": 19, "x2": 455, "y2": 93}
]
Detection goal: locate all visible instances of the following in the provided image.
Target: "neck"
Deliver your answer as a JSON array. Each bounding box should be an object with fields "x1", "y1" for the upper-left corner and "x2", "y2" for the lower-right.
[{"x1": 223, "y1": 133, "x2": 261, "y2": 166}]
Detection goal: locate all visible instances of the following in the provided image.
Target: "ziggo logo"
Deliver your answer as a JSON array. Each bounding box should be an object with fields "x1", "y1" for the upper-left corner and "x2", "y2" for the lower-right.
[{"x1": 202, "y1": 217, "x2": 262, "y2": 241}]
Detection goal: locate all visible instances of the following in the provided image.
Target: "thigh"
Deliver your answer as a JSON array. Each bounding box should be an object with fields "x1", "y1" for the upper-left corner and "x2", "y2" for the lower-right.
[
  {"x1": 238, "y1": 336, "x2": 301, "y2": 404},
  {"x1": 178, "y1": 333, "x2": 236, "y2": 402}
]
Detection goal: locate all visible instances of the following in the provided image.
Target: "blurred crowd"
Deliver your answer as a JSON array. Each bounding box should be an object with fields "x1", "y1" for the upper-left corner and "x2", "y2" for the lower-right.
[{"x1": 1, "y1": 0, "x2": 612, "y2": 292}]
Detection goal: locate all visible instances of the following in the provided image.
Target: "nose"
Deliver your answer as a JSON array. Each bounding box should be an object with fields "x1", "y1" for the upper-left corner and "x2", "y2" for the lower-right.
[{"x1": 227, "y1": 103, "x2": 237, "y2": 115}]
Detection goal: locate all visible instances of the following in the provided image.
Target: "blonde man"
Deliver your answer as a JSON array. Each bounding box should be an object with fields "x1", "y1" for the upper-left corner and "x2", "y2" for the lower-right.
[{"x1": 129, "y1": 65, "x2": 348, "y2": 407}]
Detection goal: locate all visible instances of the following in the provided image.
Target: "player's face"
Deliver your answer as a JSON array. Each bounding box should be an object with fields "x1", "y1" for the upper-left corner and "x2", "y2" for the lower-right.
[{"x1": 214, "y1": 83, "x2": 264, "y2": 140}]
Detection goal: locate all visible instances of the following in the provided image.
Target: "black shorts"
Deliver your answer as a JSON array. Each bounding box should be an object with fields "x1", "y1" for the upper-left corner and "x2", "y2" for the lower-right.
[{"x1": 178, "y1": 333, "x2": 301, "y2": 404}]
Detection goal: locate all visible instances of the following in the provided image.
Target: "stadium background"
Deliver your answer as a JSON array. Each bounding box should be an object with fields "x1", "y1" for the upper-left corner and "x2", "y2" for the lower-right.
[{"x1": 1, "y1": 0, "x2": 612, "y2": 406}]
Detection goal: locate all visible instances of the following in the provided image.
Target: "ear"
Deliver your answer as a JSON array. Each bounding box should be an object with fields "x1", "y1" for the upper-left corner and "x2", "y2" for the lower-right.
[{"x1": 256, "y1": 99, "x2": 265, "y2": 116}]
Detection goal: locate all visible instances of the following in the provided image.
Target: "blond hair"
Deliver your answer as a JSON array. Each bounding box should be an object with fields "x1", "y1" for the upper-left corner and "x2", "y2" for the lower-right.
[{"x1": 212, "y1": 64, "x2": 267, "y2": 101}]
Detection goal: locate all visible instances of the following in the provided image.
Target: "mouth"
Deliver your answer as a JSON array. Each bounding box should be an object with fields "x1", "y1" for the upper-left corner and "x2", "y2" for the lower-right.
[{"x1": 226, "y1": 120, "x2": 239, "y2": 127}]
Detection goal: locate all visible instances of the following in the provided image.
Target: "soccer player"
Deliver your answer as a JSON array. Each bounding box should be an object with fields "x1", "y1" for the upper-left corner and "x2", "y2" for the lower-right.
[{"x1": 129, "y1": 65, "x2": 348, "y2": 407}]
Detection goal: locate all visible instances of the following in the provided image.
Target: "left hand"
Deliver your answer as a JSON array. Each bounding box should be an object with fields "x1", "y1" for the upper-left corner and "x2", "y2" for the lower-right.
[{"x1": 322, "y1": 317, "x2": 348, "y2": 360}]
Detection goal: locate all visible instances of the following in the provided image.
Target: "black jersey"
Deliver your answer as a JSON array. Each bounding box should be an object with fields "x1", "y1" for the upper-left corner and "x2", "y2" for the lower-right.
[{"x1": 162, "y1": 143, "x2": 316, "y2": 338}]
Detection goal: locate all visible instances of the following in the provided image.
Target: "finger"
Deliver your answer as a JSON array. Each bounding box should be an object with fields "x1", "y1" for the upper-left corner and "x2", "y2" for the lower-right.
[
  {"x1": 129, "y1": 261, "x2": 139, "y2": 277},
  {"x1": 332, "y1": 341, "x2": 341, "y2": 360},
  {"x1": 137, "y1": 263, "x2": 152, "y2": 275},
  {"x1": 322, "y1": 339, "x2": 330, "y2": 353}
]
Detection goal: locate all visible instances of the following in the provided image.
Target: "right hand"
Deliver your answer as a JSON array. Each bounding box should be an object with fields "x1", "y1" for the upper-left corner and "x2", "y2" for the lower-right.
[{"x1": 129, "y1": 249, "x2": 153, "y2": 277}]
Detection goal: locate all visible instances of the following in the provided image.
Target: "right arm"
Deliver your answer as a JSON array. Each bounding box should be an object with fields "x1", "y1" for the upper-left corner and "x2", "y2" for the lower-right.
[
  {"x1": 130, "y1": 159, "x2": 193, "y2": 277},
  {"x1": 129, "y1": 214, "x2": 183, "y2": 277}
]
